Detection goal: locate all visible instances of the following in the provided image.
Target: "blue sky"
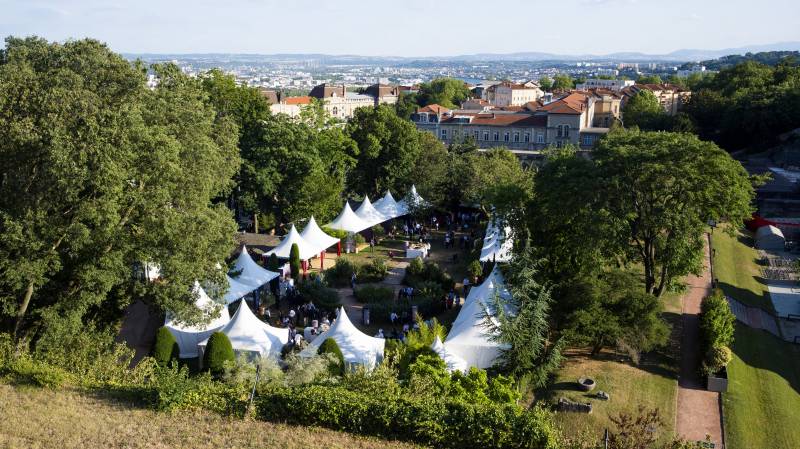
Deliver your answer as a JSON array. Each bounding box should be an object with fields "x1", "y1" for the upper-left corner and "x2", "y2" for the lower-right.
[{"x1": 1, "y1": 0, "x2": 798, "y2": 56}]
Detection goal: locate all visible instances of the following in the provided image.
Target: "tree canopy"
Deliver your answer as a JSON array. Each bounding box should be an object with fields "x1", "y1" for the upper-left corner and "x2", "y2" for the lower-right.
[
  {"x1": 0, "y1": 37, "x2": 240, "y2": 339},
  {"x1": 345, "y1": 104, "x2": 422, "y2": 197},
  {"x1": 416, "y1": 78, "x2": 472, "y2": 109}
]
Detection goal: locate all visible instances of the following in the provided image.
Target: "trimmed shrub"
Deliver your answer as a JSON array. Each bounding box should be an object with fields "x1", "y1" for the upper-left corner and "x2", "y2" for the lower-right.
[
  {"x1": 354, "y1": 285, "x2": 394, "y2": 303},
  {"x1": 152, "y1": 326, "x2": 180, "y2": 367},
  {"x1": 289, "y1": 243, "x2": 301, "y2": 280},
  {"x1": 325, "y1": 257, "x2": 358, "y2": 287},
  {"x1": 203, "y1": 332, "x2": 235, "y2": 377},
  {"x1": 358, "y1": 257, "x2": 389, "y2": 283},
  {"x1": 702, "y1": 344, "x2": 732, "y2": 376},
  {"x1": 267, "y1": 253, "x2": 280, "y2": 271},
  {"x1": 298, "y1": 282, "x2": 341, "y2": 311},
  {"x1": 255, "y1": 384, "x2": 561, "y2": 449},
  {"x1": 404, "y1": 258, "x2": 454, "y2": 292},
  {"x1": 700, "y1": 290, "x2": 735, "y2": 350},
  {"x1": 318, "y1": 338, "x2": 345, "y2": 376}
]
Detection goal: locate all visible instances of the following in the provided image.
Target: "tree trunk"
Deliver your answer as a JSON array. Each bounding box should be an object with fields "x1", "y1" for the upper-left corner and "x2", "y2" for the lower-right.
[{"x1": 13, "y1": 281, "x2": 35, "y2": 342}]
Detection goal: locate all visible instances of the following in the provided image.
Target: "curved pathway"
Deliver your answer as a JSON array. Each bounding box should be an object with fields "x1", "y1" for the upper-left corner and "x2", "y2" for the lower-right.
[{"x1": 676, "y1": 236, "x2": 724, "y2": 447}]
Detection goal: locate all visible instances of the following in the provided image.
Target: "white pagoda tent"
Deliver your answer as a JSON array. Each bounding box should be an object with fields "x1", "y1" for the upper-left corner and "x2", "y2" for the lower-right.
[
  {"x1": 354, "y1": 195, "x2": 388, "y2": 227},
  {"x1": 397, "y1": 185, "x2": 427, "y2": 215},
  {"x1": 374, "y1": 190, "x2": 403, "y2": 219},
  {"x1": 431, "y1": 336, "x2": 469, "y2": 373},
  {"x1": 326, "y1": 202, "x2": 371, "y2": 233},
  {"x1": 165, "y1": 283, "x2": 230, "y2": 358},
  {"x1": 300, "y1": 216, "x2": 340, "y2": 254},
  {"x1": 197, "y1": 299, "x2": 288, "y2": 361},
  {"x1": 300, "y1": 307, "x2": 385, "y2": 369},
  {"x1": 264, "y1": 224, "x2": 317, "y2": 261},
  {"x1": 444, "y1": 267, "x2": 513, "y2": 369},
  {"x1": 233, "y1": 245, "x2": 279, "y2": 288},
  {"x1": 479, "y1": 220, "x2": 514, "y2": 263},
  {"x1": 222, "y1": 275, "x2": 258, "y2": 305}
]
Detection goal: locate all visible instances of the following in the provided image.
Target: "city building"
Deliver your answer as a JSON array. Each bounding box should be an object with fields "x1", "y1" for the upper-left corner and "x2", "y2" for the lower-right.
[
  {"x1": 486, "y1": 81, "x2": 544, "y2": 107},
  {"x1": 575, "y1": 78, "x2": 635, "y2": 91},
  {"x1": 410, "y1": 91, "x2": 610, "y2": 165},
  {"x1": 621, "y1": 83, "x2": 691, "y2": 115},
  {"x1": 677, "y1": 65, "x2": 710, "y2": 78},
  {"x1": 264, "y1": 83, "x2": 401, "y2": 119}
]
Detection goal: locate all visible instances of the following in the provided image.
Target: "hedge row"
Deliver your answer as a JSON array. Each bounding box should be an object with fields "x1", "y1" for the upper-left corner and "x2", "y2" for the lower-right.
[{"x1": 255, "y1": 384, "x2": 560, "y2": 449}]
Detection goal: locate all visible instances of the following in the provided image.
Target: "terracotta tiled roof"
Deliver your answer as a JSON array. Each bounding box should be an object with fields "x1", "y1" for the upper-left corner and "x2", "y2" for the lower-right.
[
  {"x1": 284, "y1": 96, "x2": 312, "y2": 105},
  {"x1": 539, "y1": 92, "x2": 589, "y2": 115},
  {"x1": 417, "y1": 104, "x2": 450, "y2": 115}
]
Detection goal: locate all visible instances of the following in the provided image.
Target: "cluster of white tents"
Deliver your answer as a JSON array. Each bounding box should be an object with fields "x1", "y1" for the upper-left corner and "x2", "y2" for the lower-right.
[
  {"x1": 165, "y1": 247, "x2": 281, "y2": 358},
  {"x1": 263, "y1": 186, "x2": 427, "y2": 267},
  {"x1": 479, "y1": 218, "x2": 513, "y2": 263},
  {"x1": 434, "y1": 265, "x2": 514, "y2": 371}
]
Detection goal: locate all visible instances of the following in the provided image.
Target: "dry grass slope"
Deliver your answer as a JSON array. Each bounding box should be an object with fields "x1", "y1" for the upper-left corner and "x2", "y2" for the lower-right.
[{"x1": 0, "y1": 384, "x2": 419, "y2": 449}]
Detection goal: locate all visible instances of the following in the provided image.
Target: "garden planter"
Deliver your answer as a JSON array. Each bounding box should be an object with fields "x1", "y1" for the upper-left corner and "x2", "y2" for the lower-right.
[
  {"x1": 577, "y1": 377, "x2": 596, "y2": 392},
  {"x1": 706, "y1": 366, "x2": 728, "y2": 392}
]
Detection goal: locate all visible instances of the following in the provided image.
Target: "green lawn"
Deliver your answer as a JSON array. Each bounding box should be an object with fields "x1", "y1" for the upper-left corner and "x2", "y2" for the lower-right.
[
  {"x1": 724, "y1": 325, "x2": 800, "y2": 449},
  {"x1": 710, "y1": 227, "x2": 773, "y2": 312},
  {"x1": 710, "y1": 226, "x2": 800, "y2": 449}
]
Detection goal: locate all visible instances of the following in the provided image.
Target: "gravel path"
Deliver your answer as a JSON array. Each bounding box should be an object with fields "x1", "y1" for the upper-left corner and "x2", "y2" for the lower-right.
[{"x1": 676, "y1": 236, "x2": 724, "y2": 447}]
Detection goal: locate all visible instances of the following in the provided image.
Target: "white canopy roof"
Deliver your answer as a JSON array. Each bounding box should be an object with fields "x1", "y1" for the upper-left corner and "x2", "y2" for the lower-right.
[
  {"x1": 300, "y1": 216, "x2": 340, "y2": 254},
  {"x1": 374, "y1": 190, "x2": 404, "y2": 219},
  {"x1": 354, "y1": 195, "x2": 388, "y2": 227},
  {"x1": 165, "y1": 283, "x2": 230, "y2": 358},
  {"x1": 300, "y1": 307, "x2": 385, "y2": 369},
  {"x1": 265, "y1": 224, "x2": 317, "y2": 261},
  {"x1": 397, "y1": 184, "x2": 427, "y2": 215},
  {"x1": 444, "y1": 267, "x2": 512, "y2": 369},
  {"x1": 233, "y1": 245, "x2": 280, "y2": 288},
  {"x1": 222, "y1": 275, "x2": 258, "y2": 304},
  {"x1": 431, "y1": 336, "x2": 469, "y2": 373},
  {"x1": 479, "y1": 219, "x2": 514, "y2": 262},
  {"x1": 326, "y1": 202, "x2": 371, "y2": 233},
  {"x1": 198, "y1": 300, "x2": 288, "y2": 359}
]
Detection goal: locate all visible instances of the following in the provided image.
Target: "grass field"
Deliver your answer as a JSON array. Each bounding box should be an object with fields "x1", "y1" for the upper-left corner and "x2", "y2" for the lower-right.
[
  {"x1": 710, "y1": 227, "x2": 773, "y2": 312},
  {"x1": 546, "y1": 289, "x2": 682, "y2": 441},
  {"x1": 0, "y1": 383, "x2": 418, "y2": 449},
  {"x1": 710, "y1": 226, "x2": 800, "y2": 449},
  {"x1": 724, "y1": 325, "x2": 800, "y2": 449}
]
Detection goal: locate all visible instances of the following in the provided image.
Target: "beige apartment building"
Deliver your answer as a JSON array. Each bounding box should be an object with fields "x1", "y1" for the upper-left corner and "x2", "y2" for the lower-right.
[
  {"x1": 621, "y1": 83, "x2": 691, "y2": 115},
  {"x1": 264, "y1": 83, "x2": 400, "y2": 120},
  {"x1": 487, "y1": 81, "x2": 544, "y2": 107}
]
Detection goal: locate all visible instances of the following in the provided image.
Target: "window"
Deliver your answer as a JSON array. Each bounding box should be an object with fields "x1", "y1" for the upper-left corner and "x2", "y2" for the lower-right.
[
  {"x1": 524, "y1": 133, "x2": 530, "y2": 143},
  {"x1": 536, "y1": 133, "x2": 545, "y2": 144},
  {"x1": 483, "y1": 131, "x2": 489, "y2": 141},
  {"x1": 420, "y1": 114, "x2": 427, "y2": 123},
  {"x1": 556, "y1": 141, "x2": 562, "y2": 148},
  {"x1": 556, "y1": 125, "x2": 563, "y2": 138},
  {"x1": 583, "y1": 134, "x2": 593, "y2": 146},
  {"x1": 332, "y1": 106, "x2": 338, "y2": 116},
  {"x1": 514, "y1": 132, "x2": 520, "y2": 142},
  {"x1": 473, "y1": 130, "x2": 479, "y2": 140},
  {"x1": 504, "y1": 132, "x2": 510, "y2": 142},
  {"x1": 493, "y1": 132, "x2": 499, "y2": 141},
  {"x1": 441, "y1": 129, "x2": 447, "y2": 139}
]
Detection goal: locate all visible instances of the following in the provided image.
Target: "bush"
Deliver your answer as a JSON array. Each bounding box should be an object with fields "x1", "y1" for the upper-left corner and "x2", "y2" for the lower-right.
[
  {"x1": 702, "y1": 344, "x2": 732, "y2": 376},
  {"x1": 325, "y1": 257, "x2": 358, "y2": 287},
  {"x1": 5, "y1": 356, "x2": 71, "y2": 388},
  {"x1": 371, "y1": 224, "x2": 386, "y2": 242},
  {"x1": 322, "y1": 226, "x2": 348, "y2": 241},
  {"x1": 152, "y1": 327, "x2": 179, "y2": 367},
  {"x1": 404, "y1": 258, "x2": 454, "y2": 292},
  {"x1": 203, "y1": 332, "x2": 235, "y2": 377},
  {"x1": 318, "y1": 338, "x2": 344, "y2": 376},
  {"x1": 467, "y1": 260, "x2": 482, "y2": 279},
  {"x1": 267, "y1": 253, "x2": 280, "y2": 271},
  {"x1": 150, "y1": 364, "x2": 245, "y2": 415},
  {"x1": 255, "y1": 384, "x2": 561, "y2": 449},
  {"x1": 700, "y1": 290, "x2": 735, "y2": 350},
  {"x1": 354, "y1": 285, "x2": 394, "y2": 303},
  {"x1": 354, "y1": 233, "x2": 366, "y2": 245},
  {"x1": 366, "y1": 297, "x2": 445, "y2": 324},
  {"x1": 298, "y1": 282, "x2": 341, "y2": 311},
  {"x1": 359, "y1": 257, "x2": 389, "y2": 283},
  {"x1": 290, "y1": 243, "x2": 301, "y2": 280}
]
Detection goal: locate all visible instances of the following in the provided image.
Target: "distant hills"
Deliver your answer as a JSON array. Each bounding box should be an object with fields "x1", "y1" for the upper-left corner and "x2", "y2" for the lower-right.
[{"x1": 124, "y1": 41, "x2": 800, "y2": 64}]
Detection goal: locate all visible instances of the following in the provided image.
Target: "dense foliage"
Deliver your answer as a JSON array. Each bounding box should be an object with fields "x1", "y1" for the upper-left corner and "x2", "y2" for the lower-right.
[
  {"x1": 203, "y1": 332, "x2": 235, "y2": 377},
  {"x1": 152, "y1": 327, "x2": 179, "y2": 367},
  {"x1": 0, "y1": 37, "x2": 240, "y2": 339},
  {"x1": 699, "y1": 289, "x2": 736, "y2": 375},
  {"x1": 317, "y1": 338, "x2": 345, "y2": 375}
]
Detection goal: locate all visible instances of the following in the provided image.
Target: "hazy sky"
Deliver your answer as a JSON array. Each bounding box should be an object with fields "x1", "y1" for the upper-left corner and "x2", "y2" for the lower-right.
[{"x1": 1, "y1": 0, "x2": 799, "y2": 56}]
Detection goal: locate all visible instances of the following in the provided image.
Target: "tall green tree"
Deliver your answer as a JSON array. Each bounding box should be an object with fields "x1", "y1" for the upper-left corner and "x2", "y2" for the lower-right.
[
  {"x1": 0, "y1": 37, "x2": 240, "y2": 339},
  {"x1": 637, "y1": 74, "x2": 663, "y2": 84},
  {"x1": 622, "y1": 90, "x2": 668, "y2": 130},
  {"x1": 551, "y1": 74, "x2": 574, "y2": 90},
  {"x1": 538, "y1": 76, "x2": 553, "y2": 91},
  {"x1": 345, "y1": 104, "x2": 422, "y2": 196},
  {"x1": 416, "y1": 78, "x2": 472, "y2": 109},
  {"x1": 593, "y1": 130, "x2": 755, "y2": 296}
]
